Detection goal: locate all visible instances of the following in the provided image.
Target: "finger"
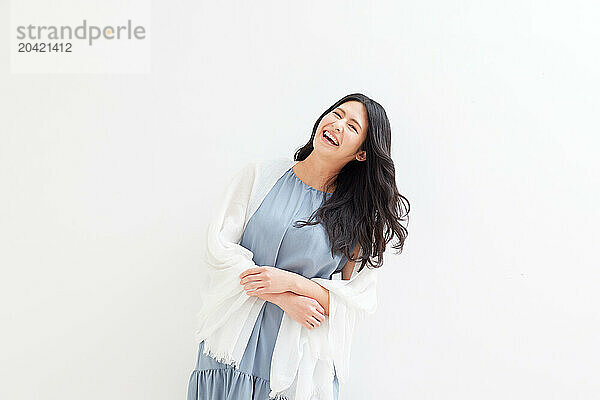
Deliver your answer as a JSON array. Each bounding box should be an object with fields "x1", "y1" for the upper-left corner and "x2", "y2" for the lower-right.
[
  {"x1": 309, "y1": 316, "x2": 321, "y2": 326},
  {"x1": 240, "y1": 275, "x2": 263, "y2": 285},
  {"x1": 314, "y1": 310, "x2": 325, "y2": 322},
  {"x1": 244, "y1": 283, "x2": 265, "y2": 291},
  {"x1": 239, "y1": 268, "x2": 258, "y2": 279},
  {"x1": 246, "y1": 286, "x2": 265, "y2": 295},
  {"x1": 239, "y1": 267, "x2": 265, "y2": 279}
]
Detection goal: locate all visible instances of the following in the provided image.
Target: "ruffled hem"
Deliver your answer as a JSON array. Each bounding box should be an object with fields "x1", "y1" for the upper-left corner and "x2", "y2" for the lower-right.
[
  {"x1": 188, "y1": 341, "x2": 339, "y2": 400},
  {"x1": 187, "y1": 367, "x2": 274, "y2": 400}
]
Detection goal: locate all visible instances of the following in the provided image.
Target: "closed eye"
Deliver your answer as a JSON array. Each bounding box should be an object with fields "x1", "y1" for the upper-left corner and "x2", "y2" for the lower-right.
[{"x1": 333, "y1": 111, "x2": 358, "y2": 133}]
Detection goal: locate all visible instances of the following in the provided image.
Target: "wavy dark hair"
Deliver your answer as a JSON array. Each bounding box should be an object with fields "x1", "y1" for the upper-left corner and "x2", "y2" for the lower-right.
[{"x1": 292, "y1": 93, "x2": 410, "y2": 272}]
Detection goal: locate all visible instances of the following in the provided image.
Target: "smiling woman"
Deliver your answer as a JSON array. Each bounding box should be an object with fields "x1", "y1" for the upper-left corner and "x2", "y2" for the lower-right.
[
  {"x1": 187, "y1": 93, "x2": 410, "y2": 400},
  {"x1": 290, "y1": 94, "x2": 409, "y2": 272}
]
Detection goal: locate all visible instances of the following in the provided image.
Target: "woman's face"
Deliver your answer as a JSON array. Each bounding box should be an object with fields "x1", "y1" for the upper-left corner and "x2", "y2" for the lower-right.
[{"x1": 313, "y1": 100, "x2": 369, "y2": 162}]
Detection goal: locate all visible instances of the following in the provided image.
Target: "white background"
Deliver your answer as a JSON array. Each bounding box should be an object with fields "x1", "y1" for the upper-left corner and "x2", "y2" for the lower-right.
[{"x1": 1, "y1": 1, "x2": 599, "y2": 399}]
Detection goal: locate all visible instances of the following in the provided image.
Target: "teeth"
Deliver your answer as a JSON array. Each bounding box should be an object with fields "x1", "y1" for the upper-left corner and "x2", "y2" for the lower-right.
[{"x1": 324, "y1": 130, "x2": 339, "y2": 145}]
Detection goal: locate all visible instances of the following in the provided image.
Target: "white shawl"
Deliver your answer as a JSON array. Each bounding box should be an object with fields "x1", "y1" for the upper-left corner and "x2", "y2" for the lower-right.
[{"x1": 194, "y1": 156, "x2": 379, "y2": 400}]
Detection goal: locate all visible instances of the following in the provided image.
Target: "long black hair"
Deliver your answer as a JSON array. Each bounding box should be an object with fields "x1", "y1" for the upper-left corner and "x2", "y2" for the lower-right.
[{"x1": 292, "y1": 93, "x2": 410, "y2": 272}]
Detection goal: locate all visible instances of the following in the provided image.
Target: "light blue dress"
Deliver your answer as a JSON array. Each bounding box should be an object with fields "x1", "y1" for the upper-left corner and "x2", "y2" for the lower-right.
[{"x1": 187, "y1": 166, "x2": 348, "y2": 400}]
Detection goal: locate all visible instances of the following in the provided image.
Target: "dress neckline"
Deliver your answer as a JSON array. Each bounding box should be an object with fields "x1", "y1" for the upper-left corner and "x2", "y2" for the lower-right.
[{"x1": 290, "y1": 164, "x2": 334, "y2": 194}]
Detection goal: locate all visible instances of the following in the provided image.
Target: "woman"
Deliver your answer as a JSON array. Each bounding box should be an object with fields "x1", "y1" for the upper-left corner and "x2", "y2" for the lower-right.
[{"x1": 187, "y1": 93, "x2": 410, "y2": 400}]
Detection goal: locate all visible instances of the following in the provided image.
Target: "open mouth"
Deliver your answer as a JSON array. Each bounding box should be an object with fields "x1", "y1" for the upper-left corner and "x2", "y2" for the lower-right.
[{"x1": 322, "y1": 130, "x2": 339, "y2": 146}]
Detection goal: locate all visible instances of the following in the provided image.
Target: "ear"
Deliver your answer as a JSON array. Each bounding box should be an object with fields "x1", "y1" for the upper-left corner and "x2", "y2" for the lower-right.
[{"x1": 355, "y1": 150, "x2": 366, "y2": 162}]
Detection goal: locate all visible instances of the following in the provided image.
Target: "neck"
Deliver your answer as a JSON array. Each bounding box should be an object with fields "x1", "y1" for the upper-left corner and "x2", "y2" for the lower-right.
[{"x1": 294, "y1": 153, "x2": 340, "y2": 193}]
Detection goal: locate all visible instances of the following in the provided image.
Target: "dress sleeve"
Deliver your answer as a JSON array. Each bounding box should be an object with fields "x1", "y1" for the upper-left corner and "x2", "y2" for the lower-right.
[
  {"x1": 309, "y1": 252, "x2": 379, "y2": 384},
  {"x1": 194, "y1": 161, "x2": 267, "y2": 367}
]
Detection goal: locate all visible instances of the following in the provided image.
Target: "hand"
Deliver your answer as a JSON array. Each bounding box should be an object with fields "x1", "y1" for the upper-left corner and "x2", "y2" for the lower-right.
[
  {"x1": 277, "y1": 292, "x2": 326, "y2": 330},
  {"x1": 239, "y1": 266, "x2": 296, "y2": 295}
]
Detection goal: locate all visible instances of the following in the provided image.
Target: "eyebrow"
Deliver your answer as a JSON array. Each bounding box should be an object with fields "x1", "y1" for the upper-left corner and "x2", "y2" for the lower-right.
[{"x1": 335, "y1": 107, "x2": 363, "y2": 131}]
